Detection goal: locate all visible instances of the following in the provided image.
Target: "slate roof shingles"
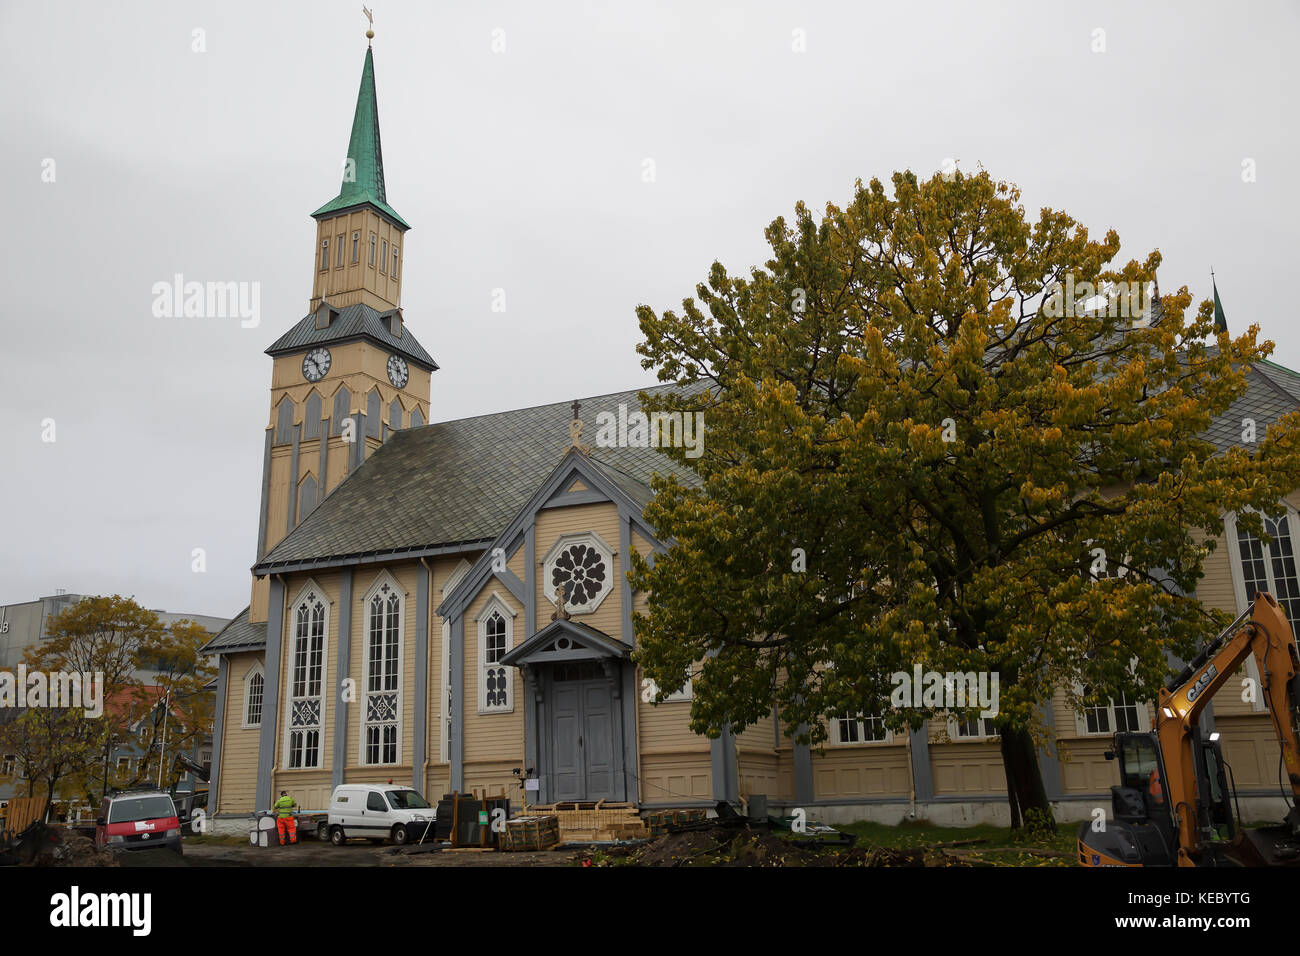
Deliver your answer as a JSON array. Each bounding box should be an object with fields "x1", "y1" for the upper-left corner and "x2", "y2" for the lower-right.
[
  {"x1": 216, "y1": 361, "x2": 1299, "y2": 655},
  {"x1": 265, "y1": 302, "x2": 437, "y2": 370},
  {"x1": 202, "y1": 606, "x2": 266, "y2": 653},
  {"x1": 253, "y1": 383, "x2": 702, "y2": 573}
]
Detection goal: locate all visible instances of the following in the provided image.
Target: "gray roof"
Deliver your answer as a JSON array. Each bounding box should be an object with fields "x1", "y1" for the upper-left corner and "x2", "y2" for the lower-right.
[
  {"x1": 265, "y1": 301, "x2": 437, "y2": 371},
  {"x1": 1197, "y1": 355, "x2": 1300, "y2": 454},
  {"x1": 228, "y1": 349, "x2": 1300, "y2": 652},
  {"x1": 253, "y1": 383, "x2": 703, "y2": 573},
  {"x1": 201, "y1": 606, "x2": 267, "y2": 655}
]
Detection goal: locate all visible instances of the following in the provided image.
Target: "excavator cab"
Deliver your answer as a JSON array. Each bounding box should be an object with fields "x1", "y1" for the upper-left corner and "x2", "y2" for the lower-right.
[{"x1": 1078, "y1": 731, "x2": 1177, "y2": 866}]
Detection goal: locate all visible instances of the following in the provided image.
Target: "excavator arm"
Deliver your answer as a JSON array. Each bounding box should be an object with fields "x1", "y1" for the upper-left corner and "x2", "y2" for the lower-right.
[{"x1": 1156, "y1": 591, "x2": 1300, "y2": 865}]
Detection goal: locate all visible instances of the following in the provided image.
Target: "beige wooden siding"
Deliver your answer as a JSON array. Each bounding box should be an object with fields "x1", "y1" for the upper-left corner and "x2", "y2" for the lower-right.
[
  {"x1": 507, "y1": 543, "x2": 526, "y2": 583},
  {"x1": 928, "y1": 716, "x2": 1007, "y2": 794},
  {"x1": 735, "y1": 711, "x2": 776, "y2": 751},
  {"x1": 811, "y1": 743, "x2": 911, "y2": 798},
  {"x1": 461, "y1": 583, "x2": 526, "y2": 771},
  {"x1": 424, "y1": 767, "x2": 451, "y2": 802},
  {"x1": 1057, "y1": 737, "x2": 1116, "y2": 794},
  {"x1": 535, "y1": 502, "x2": 624, "y2": 637},
  {"x1": 737, "y1": 751, "x2": 781, "y2": 800},
  {"x1": 264, "y1": 446, "x2": 292, "y2": 554},
  {"x1": 217, "y1": 652, "x2": 264, "y2": 814},
  {"x1": 1192, "y1": 523, "x2": 1258, "y2": 719},
  {"x1": 1215, "y1": 714, "x2": 1285, "y2": 788},
  {"x1": 639, "y1": 753, "x2": 712, "y2": 803},
  {"x1": 735, "y1": 711, "x2": 780, "y2": 798},
  {"x1": 636, "y1": 661, "x2": 711, "y2": 804},
  {"x1": 272, "y1": 770, "x2": 332, "y2": 813}
]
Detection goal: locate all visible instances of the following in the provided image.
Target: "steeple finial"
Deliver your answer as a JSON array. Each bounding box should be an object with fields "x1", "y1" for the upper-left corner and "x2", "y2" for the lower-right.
[{"x1": 363, "y1": 6, "x2": 374, "y2": 45}]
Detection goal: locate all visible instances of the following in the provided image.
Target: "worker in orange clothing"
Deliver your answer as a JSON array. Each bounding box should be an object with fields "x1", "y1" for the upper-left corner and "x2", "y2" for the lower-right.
[
  {"x1": 1148, "y1": 769, "x2": 1165, "y2": 805},
  {"x1": 274, "y1": 790, "x2": 298, "y2": 845}
]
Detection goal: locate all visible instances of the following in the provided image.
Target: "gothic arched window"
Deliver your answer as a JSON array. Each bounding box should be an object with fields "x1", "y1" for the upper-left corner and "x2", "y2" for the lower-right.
[
  {"x1": 274, "y1": 398, "x2": 295, "y2": 446},
  {"x1": 332, "y1": 386, "x2": 352, "y2": 437},
  {"x1": 366, "y1": 388, "x2": 381, "y2": 438},
  {"x1": 478, "y1": 597, "x2": 514, "y2": 713},
  {"x1": 363, "y1": 575, "x2": 402, "y2": 765},
  {"x1": 304, "y1": 391, "x2": 323, "y2": 440},
  {"x1": 285, "y1": 585, "x2": 328, "y2": 769}
]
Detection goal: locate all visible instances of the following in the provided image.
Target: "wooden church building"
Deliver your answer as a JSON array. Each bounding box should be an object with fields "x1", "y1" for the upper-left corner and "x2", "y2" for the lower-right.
[{"x1": 203, "y1": 35, "x2": 1300, "y2": 831}]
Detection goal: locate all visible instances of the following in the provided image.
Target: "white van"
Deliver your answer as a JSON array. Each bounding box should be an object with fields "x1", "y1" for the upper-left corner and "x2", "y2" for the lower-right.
[{"x1": 326, "y1": 784, "x2": 436, "y2": 846}]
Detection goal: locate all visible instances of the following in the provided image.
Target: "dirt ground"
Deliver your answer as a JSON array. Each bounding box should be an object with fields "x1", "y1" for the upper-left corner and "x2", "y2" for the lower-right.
[
  {"x1": 10, "y1": 820, "x2": 986, "y2": 868},
  {"x1": 598, "y1": 824, "x2": 973, "y2": 867},
  {"x1": 154, "y1": 839, "x2": 576, "y2": 867}
]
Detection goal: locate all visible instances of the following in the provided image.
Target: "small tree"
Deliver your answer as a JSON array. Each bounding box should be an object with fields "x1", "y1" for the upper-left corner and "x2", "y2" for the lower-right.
[{"x1": 25, "y1": 595, "x2": 213, "y2": 803}]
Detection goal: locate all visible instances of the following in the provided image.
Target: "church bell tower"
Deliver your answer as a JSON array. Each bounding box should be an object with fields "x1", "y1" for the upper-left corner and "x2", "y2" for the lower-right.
[{"x1": 247, "y1": 31, "x2": 438, "y2": 624}]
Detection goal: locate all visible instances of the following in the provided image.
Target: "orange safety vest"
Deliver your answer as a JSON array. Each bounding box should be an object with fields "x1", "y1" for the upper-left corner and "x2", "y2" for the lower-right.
[{"x1": 1148, "y1": 769, "x2": 1164, "y2": 804}]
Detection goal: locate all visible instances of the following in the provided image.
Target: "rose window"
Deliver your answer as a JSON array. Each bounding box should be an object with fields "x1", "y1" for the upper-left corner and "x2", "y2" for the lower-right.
[
  {"x1": 552, "y1": 543, "x2": 607, "y2": 605},
  {"x1": 544, "y1": 533, "x2": 615, "y2": 613}
]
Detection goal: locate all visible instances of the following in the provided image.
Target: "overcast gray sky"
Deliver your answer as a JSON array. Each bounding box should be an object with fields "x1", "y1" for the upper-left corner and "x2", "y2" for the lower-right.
[{"x1": 1, "y1": 0, "x2": 1296, "y2": 619}]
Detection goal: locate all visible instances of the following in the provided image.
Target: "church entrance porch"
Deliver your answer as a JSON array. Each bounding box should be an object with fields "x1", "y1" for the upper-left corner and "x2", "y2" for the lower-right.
[{"x1": 502, "y1": 618, "x2": 635, "y2": 806}]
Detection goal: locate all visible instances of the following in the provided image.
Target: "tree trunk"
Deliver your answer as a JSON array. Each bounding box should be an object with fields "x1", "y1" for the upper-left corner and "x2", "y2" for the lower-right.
[{"x1": 999, "y1": 724, "x2": 1056, "y2": 832}]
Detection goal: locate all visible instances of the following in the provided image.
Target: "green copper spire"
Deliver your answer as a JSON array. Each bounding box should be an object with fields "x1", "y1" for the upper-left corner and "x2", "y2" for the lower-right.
[
  {"x1": 312, "y1": 46, "x2": 410, "y2": 229},
  {"x1": 1212, "y1": 273, "x2": 1228, "y2": 334}
]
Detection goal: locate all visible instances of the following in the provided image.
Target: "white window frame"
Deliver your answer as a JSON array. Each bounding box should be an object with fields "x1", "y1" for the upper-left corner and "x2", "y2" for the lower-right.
[
  {"x1": 1073, "y1": 686, "x2": 1150, "y2": 736},
  {"x1": 476, "y1": 592, "x2": 517, "y2": 715},
  {"x1": 947, "y1": 714, "x2": 999, "y2": 740},
  {"x1": 242, "y1": 662, "x2": 265, "y2": 729},
  {"x1": 1225, "y1": 505, "x2": 1300, "y2": 713},
  {"x1": 542, "y1": 531, "x2": 617, "y2": 615},
  {"x1": 282, "y1": 579, "x2": 330, "y2": 770},
  {"x1": 360, "y1": 571, "x2": 405, "y2": 767},
  {"x1": 830, "y1": 712, "x2": 892, "y2": 745},
  {"x1": 1, "y1": 754, "x2": 16, "y2": 776}
]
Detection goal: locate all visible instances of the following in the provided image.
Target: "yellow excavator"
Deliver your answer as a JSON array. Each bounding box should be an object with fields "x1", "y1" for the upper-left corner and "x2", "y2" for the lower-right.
[{"x1": 1078, "y1": 591, "x2": 1300, "y2": 866}]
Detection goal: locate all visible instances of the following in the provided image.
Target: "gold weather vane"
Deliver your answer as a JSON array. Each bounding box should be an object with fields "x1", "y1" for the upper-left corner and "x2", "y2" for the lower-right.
[{"x1": 363, "y1": 6, "x2": 374, "y2": 44}]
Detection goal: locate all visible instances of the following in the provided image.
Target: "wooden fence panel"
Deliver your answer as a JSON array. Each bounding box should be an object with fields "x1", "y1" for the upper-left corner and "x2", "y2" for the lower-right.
[{"x1": 0, "y1": 796, "x2": 44, "y2": 836}]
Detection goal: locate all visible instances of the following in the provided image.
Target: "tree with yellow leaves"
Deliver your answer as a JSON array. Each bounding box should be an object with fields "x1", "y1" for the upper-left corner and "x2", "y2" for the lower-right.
[{"x1": 630, "y1": 169, "x2": 1300, "y2": 830}]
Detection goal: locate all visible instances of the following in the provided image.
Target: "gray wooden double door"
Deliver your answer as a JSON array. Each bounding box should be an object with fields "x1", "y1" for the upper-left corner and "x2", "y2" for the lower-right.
[{"x1": 548, "y1": 662, "x2": 615, "y2": 802}]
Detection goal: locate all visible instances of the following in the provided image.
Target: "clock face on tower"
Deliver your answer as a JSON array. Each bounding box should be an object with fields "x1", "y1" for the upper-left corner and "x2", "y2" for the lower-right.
[
  {"x1": 302, "y1": 348, "x2": 331, "y2": 382},
  {"x1": 387, "y1": 354, "x2": 409, "y2": 388}
]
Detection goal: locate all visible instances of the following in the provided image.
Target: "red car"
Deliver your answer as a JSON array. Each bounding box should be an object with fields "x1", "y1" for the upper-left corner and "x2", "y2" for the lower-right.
[{"x1": 95, "y1": 790, "x2": 183, "y2": 855}]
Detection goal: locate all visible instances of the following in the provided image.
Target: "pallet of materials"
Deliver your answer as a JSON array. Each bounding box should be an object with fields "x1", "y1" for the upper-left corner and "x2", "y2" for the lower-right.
[
  {"x1": 501, "y1": 814, "x2": 561, "y2": 851},
  {"x1": 645, "y1": 809, "x2": 708, "y2": 836},
  {"x1": 525, "y1": 802, "x2": 646, "y2": 842}
]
